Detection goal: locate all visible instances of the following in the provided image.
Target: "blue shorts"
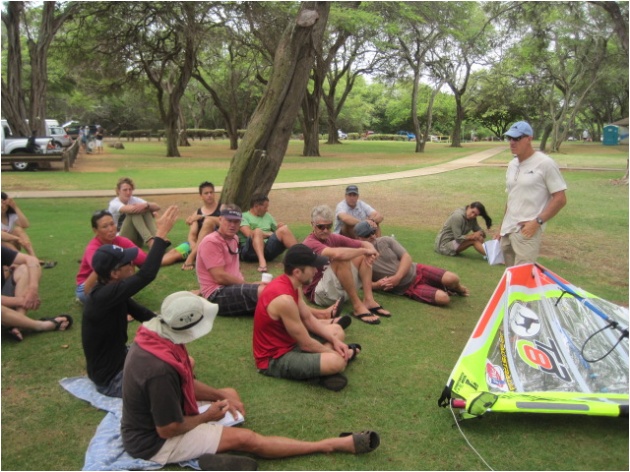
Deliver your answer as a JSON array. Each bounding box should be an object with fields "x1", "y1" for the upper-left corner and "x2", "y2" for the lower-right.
[{"x1": 240, "y1": 233, "x2": 286, "y2": 263}]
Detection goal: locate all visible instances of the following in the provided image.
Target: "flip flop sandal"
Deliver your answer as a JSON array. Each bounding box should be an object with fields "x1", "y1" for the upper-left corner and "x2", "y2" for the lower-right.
[
  {"x1": 368, "y1": 305, "x2": 391, "y2": 317},
  {"x1": 339, "y1": 430, "x2": 381, "y2": 454},
  {"x1": 318, "y1": 373, "x2": 348, "y2": 391},
  {"x1": 40, "y1": 261, "x2": 57, "y2": 269},
  {"x1": 39, "y1": 314, "x2": 73, "y2": 331},
  {"x1": 351, "y1": 312, "x2": 381, "y2": 325},
  {"x1": 4, "y1": 327, "x2": 23, "y2": 342},
  {"x1": 347, "y1": 343, "x2": 362, "y2": 362},
  {"x1": 198, "y1": 453, "x2": 258, "y2": 471},
  {"x1": 330, "y1": 296, "x2": 345, "y2": 319},
  {"x1": 332, "y1": 315, "x2": 352, "y2": 330}
]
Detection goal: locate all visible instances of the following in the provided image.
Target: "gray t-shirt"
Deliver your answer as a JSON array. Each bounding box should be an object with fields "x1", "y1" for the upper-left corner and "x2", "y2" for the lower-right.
[
  {"x1": 500, "y1": 152, "x2": 567, "y2": 236},
  {"x1": 372, "y1": 237, "x2": 415, "y2": 294}
]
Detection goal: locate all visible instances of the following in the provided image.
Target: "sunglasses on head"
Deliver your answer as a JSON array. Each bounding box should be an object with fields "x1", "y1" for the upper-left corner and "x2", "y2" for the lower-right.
[
  {"x1": 508, "y1": 135, "x2": 527, "y2": 142},
  {"x1": 314, "y1": 223, "x2": 333, "y2": 231}
]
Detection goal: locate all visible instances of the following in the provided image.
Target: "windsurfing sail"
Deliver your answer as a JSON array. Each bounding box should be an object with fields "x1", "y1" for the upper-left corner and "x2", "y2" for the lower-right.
[{"x1": 438, "y1": 263, "x2": 629, "y2": 419}]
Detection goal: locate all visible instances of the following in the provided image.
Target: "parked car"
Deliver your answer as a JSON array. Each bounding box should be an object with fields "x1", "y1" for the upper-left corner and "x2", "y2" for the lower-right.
[
  {"x1": 1, "y1": 126, "x2": 55, "y2": 171},
  {"x1": 62, "y1": 121, "x2": 99, "y2": 140},
  {"x1": 48, "y1": 126, "x2": 72, "y2": 148},
  {"x1": 397, "y1": 131, "x2": 416, "y2": 141},
  {"x1": 337, "y1": 129, "x2": 348, "y2": 140}
]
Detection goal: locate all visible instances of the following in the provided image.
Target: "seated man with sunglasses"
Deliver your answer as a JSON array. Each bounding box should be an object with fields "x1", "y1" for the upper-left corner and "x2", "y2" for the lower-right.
[
  {"x1": 354, "y1": 221, "x2": 469, "y2": 306},
  {"x1": 302, "y1": 205, "x2": 390, "y2": 325},
  {"x1": 196, "y1": 204, "x2": 268, "y2": 317},
  {"x1": 82, "y1": 206, "x2": 178, "y2": 398}
]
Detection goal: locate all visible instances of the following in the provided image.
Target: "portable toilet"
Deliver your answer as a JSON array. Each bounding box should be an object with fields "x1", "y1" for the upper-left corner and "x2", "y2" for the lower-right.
[{"x1": 602, "y1": 125, "x2": 618, "y2": 146}]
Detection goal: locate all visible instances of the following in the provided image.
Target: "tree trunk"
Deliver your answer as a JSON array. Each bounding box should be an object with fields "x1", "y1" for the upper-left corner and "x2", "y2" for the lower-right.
[
  {"x1": 221, "y1": 2, "x2": 330, "y2": 209},
  {"x1": 419, "y1": 79, "x2": 444, "y2": 153},
  {"x1": 301, "y1": 98, "x2": 322, "y2": 156},
  {"x1": 300, "y1": 78, "x2": 323, "y2": 157},
  {"x1": 326, "y1": 115, "x2": 341, "y2": 144},
  {"x1": 1, "y1": 2, "x2": 29, "y2": 136},
  {"x1": 539, "y1": 123, "x2": 553, "y2": 152},
  {"x1": 450, "y1": 93, "x2": 464, "y2": 148},
  {"x1": 411, "y1": 69, "x2": 423, "y2": 152}
]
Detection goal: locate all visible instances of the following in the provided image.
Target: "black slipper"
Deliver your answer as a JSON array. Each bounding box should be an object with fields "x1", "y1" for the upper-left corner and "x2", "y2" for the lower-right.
[
  {"x1": 198, "y1": 453, "x2": 258, "y2": 470},
  {"x1": 333, "y1": 315, "x2": 352, "y2": 330},
  {"x1": 339, "y1": 430, "x2": 381, "y2": 454},
  {"x1": 39, "y1": 314, "x2": 73, "y2": 331},
  {"x1": 4, "y1": 327, "x2": 23, "y2": 342},
  {"x1": 351, "y1": 312, "x2": 380, "y2": 325},
  {"x1": 368, "y1": 305, "x2": 391, "y2": 317},
  {"x1": 347, "y1": 343, "x2": 362, "y2": 362},
  {"x1": 319, "y1": 373, "x2": 348, "y2": 391},
  {"x1": 330, "y1": 296, "x2": 345, "y2": 319}
]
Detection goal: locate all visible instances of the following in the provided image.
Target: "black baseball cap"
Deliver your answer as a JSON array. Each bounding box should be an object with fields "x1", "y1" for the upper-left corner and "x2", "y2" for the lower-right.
[
  {"x1": 92, "y1": 244, "x2": 138, "y2": 276},
  {"x1": 283, "y1": 244, "x2": 329, "y2": 268},
  {"x1": 345, "y1": 185, "x2": 359, "y2": 195}
]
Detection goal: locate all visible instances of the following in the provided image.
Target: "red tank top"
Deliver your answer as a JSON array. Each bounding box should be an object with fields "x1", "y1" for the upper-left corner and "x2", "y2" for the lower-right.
[{"x1": 253, "y1": 274, "x2": 299, "y2": 369}]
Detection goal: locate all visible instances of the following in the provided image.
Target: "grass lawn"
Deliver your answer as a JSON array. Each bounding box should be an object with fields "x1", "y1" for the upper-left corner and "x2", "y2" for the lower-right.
[{"x1": 1, "y1": 139, "x2": 628, "y2": 470}]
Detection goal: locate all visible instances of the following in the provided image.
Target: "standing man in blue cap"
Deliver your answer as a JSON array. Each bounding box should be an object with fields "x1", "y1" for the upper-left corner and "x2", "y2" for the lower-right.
[{"x1": 499, "y1": 121, "x2": 567, "y2": 266}]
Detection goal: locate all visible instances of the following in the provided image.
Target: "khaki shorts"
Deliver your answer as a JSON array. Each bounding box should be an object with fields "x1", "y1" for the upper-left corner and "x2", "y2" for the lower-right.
[
  {"x1": 500, "y1": 229, "x2": 542, "y2": 267},
  {"x1": 150, "y1": 421, "x2": 223, "y2": 465},
  {"x1": 314, "y1": 264, "x2": 361, "y2": 306}
]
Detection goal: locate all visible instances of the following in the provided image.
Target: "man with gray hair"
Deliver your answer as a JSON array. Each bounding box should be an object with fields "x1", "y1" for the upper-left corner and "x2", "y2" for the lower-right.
[{"x1": 302, "y1": 205, "x2": 390, "y2": 325}]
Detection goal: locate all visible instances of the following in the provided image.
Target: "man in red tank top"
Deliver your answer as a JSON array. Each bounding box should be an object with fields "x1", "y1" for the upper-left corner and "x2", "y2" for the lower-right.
[{"x1": 253, "y1": 245, "x2": 362, "y2": 391}]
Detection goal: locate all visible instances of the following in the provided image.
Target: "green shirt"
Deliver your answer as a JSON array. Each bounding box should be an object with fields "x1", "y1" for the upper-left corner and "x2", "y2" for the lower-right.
[{"x1": 239, "y1": 211, "x2": 277, "y2": 245}]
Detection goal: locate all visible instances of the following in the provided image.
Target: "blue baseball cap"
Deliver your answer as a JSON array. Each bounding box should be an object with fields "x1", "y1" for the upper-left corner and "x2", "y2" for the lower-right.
[{"x1": 505, "y1": 121, "x2": 533, "y2": 138}]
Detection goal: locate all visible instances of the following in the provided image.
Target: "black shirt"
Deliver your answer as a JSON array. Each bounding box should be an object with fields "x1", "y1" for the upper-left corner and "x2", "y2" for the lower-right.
[{"x1": 81, "y1": 237, "x2": 168, "y2": 386}]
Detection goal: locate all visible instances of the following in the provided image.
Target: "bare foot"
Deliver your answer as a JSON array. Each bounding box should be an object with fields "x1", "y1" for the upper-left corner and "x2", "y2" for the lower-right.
[{"x1": 454, "y1": 284, "x2": 470, "y2": 296}]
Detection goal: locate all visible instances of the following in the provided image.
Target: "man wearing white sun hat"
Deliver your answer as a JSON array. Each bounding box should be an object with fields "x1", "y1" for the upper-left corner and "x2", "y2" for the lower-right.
[{"x1": 121, "y1": 291, "x2": 381, "y2": 469}]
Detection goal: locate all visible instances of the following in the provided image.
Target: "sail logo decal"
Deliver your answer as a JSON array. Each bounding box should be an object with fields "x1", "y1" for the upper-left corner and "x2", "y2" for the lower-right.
[
  {"x1": 509, "y1": 303, "x2": 541, "y2": 337},
  {"x1": 517, "y1": 338, "x2": 572, "y2": 382}
]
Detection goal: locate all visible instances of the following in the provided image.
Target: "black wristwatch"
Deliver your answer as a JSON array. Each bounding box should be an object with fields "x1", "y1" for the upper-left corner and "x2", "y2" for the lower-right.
[{"x1": 536, "y1": 217, "x2": 544, "y2": 225}]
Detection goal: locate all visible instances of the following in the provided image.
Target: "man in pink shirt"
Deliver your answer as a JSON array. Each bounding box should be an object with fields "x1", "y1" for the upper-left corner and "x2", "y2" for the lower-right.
[
  {"x1": 303, "y1": 205, "x2": 390, "y2": 325},
  {"x1": 196, "y1": 204, "x2": 266, "y2": 316}
]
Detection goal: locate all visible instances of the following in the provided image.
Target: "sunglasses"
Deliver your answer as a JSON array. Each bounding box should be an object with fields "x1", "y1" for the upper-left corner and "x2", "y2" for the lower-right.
[
  {"x1": 508, "y1": 135, "x2": 527, "y2": 142},
  {"x1": 314, "y1": 223, "x2": 333, "y2": 231},
  {"x1": 224, "y1": 239, "x2": 240, "y2": 255}
]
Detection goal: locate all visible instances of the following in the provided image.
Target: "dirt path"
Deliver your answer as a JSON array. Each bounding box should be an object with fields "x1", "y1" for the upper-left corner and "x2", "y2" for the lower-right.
[{"x1": 11, "y1": 146, "x2": 507, "y2": 199}]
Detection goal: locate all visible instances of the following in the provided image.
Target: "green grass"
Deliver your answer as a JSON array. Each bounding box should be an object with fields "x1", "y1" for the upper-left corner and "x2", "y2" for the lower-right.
[
  {"x1": 1, "y1": 139, "x2": 504, "y2": 191},
  {"x1": 1, "y1": 141, "x2": 628, "y2": 470},
  {"x1": 483, "y1": 141, "x2": 628, "y2": 169}
]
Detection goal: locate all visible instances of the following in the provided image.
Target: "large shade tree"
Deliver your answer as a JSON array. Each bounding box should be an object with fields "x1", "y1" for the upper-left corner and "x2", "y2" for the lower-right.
[
  {"x1": 221, "y1": 1, "x2": 330, "y2": 208},
  {"x1": 1, "y1": 1, "x2": 79, "y2": 136}
]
